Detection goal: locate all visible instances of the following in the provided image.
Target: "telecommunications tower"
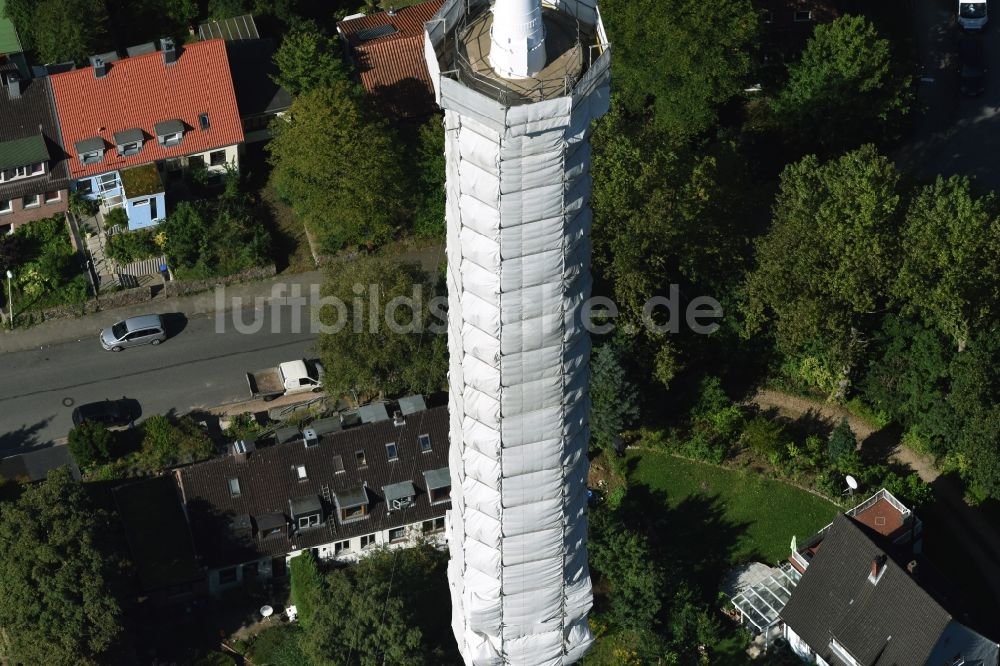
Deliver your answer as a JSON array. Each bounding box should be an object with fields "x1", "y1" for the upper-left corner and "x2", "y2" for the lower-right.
[{"x1": 425, "y1": 0, "x2": 610, "y2": 663}]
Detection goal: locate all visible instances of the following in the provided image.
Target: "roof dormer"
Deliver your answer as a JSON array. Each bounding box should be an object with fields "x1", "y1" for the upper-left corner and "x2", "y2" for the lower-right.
[
  {"x1": 75, "y1": 137, "x2": 105, "y2": 165},
  {"x1": 154, "y1": 119, "x2": 184, "y2": 147},
  {"x1": 113, "y1": 128, "x2": 144, "y2": 157}
]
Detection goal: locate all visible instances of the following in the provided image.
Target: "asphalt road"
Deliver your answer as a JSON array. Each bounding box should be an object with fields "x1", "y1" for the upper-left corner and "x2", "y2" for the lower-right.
[
  {"x1": 901, "y1": 0, "x2": 1000, "y2": 190},
  {"x1": 0, "y1": 306, "x2": 317, "y2": 452}
]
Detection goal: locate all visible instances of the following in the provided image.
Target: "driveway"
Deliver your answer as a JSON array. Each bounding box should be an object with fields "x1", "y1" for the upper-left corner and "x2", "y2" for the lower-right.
[{"x1": 899, "y1": 0, "x2": 1000, "y2": 190}]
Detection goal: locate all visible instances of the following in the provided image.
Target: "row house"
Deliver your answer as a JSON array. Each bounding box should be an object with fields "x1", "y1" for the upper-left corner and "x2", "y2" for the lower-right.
[
  {"x1": 48, "y1": 38, "x2": 244, "y2": 230},
  {"x1": 0, "y1": 73, "x2": 70, "y2": 234},
  {"x1": 172, "y1": 400, "x2": 451, "y2": 596}
]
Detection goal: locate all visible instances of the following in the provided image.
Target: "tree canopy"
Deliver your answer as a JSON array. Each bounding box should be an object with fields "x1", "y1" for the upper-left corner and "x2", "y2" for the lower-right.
[
  {"x1": 741, "y1": 145, "x2": 903, "y2": 394},
  {"x1": 590, "y1": 341, "x2": 640, "y2": 453},
  {"x1": 895, "y1": 175, "x2": 1000, "y2": 352},
  {"x1": 316, "y1": 254, "x2": 447, "y2": 400},
  {"x1": 67, "y1": 421, "x2": 116, "y2": 468},
  {"x1": 0, "y1": 468, "x2": 123, "y2": 665},
  {"x1": 18, "y1": 0, "x2": 109, "y2": 64},
  {"x1": 601, "y1": 0, "x2": 758, "y2": 138},
  {"x1": 268, "y1": 82, "x2": 407, "y2": 252},
  {"x1": 772, "y1": 15, "x2": 911, "y2": 153},
  {"x1": 272, "y1": 27, "x2": 346, "y2": 96}
]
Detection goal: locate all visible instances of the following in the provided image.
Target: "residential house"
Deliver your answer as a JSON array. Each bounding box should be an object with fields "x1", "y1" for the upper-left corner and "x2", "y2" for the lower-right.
[
  {"x1": 174, "y1": 401, "x2": 451, "y2": 595},
  {"x1": 0, "y1": 73, "x2": 70, "y2": 234},
  {"x1": 49, "y1": 39, "x2": 244, "y2": 231},
  {"x1": 197, "y1": 17, "x2": 292, "y2": 142},
  {"x1": 781, "y1": 513, "x2": 999, "y2": 665},
  {"x1": 337, "y1": 1, "x2": 444, "y2": 119},
  {"x1": 0, "y1": 446, "x2": 79, "y2": 483}
]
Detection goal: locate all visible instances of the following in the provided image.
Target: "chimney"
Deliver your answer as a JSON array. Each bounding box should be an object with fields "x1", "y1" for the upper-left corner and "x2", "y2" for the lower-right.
[
  {"x1": 6, "y1": 73, "x2": 21, "y2": 100},
  {"x1": 303, "y1": 428, "x2": 319, "y2": 448},
  {"x1": 232, "y1": 438, "x2": 255, "y2": 462},
  {"x1": 869, "y1": 554, "x2": 887, "y2": 584},
  {"x1": 161, "y1": 38, "x2": 177, "y2": 65},
  {"x1": 393, "y1": 410, "x2": 405, "y2": 427},
  {"x1": 387, "y1": 5, "x2": 397, "y2": 15},
  {"x1": 907, "y1": 560, "x2": 918, "y2": 576},
  {"x1": 93, "y1": 57, "x2": 108, "y2": 79}
]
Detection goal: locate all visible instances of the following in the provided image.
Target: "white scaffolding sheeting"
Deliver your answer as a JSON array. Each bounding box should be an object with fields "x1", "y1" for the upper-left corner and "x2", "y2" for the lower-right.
[{"x1": 430, "y1": 3, "x2": 611, "y2": 660}]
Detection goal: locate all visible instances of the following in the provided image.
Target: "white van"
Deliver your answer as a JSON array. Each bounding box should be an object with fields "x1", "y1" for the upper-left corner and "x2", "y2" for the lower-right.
[{"x1": 959, "y1": 0, "x2": 988, "y2": 30}]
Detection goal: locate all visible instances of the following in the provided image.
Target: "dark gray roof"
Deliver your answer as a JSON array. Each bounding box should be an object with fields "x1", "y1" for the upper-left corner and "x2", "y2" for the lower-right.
[
  {"x1": 225, "y1": 39, "x2": 291, "y2": 119},
  {"x1": 383, "y1": 480, "x2": 416, "y2": 504},
  {"x1": 310, "y1": 416, "x2": 342, "y2": 436},
  {"x1": 289, "y1": 495, "x2": 322, "y2": 517},
  {"x1": 398, "y1": 394, "x2": 427, "y2": 415},
  {"x1": 153, "y1": 119, "x2": 184, "y2": 136},
  {"x1": 177, "y1": 405, "x2": 450, "y2": 567},
  {"x1": 275, "y1": 426, "x2": 301, "y2": 444},
  {"x1": 112, "y1": 477, "x2": 201, "y2": 591},
  {"x1": 0, "y1": 76, "x2": 69, "y2": 200},
  {"x1": 423, "y1": 467, "x2": 450, "y2": 490},
  {"x1": 257, "y1": 512, "x2": 285, "y2": 531},
  {"x1": 126, "y1": 42, "x2": 158, "y2": 57},
  {"x1": 335, "y1": 487, "x2": 368, "y2": 509},
  {"x1": 0, "y1": 445, "x2": 79, "y2": 482},
  {"x1": 74, "y1": 137, "x2": 105, "y2": 154},
  {"x1": 781, "y1": 514, "x2": 953, "y2": 665},
  {"x1": 112, "y1": 128, "x2": 144, "y2": 145},
  {"x1": 359, "y1": 402, "x2": 390, "y2": 423},
  {"x1": 0, "y1": 134, "x2": 48, "y2": 170},
  {"x1": 89, "y1": 51, "x2": 120, "y2": 65}
]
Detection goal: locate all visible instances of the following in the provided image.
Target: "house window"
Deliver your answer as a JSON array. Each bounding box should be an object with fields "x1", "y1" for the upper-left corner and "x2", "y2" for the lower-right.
[
  {"x1": 422, "y1": 517, "x2": 445, "y2": 533},
  {"x1": 334, "y1": 539, "x2": 350, "y2": 555},
  {"x1": 162, "y1": 132, "x2": 182, "y2": 146},
  {"x1": 218, "y1": 567, "x2": 238, "y2": 584},
  {"x1": 199, "y1": 113, "x2": 211, "y2": 130},
  {"x1": 0, "y1": 200, "x2": 11, "y2": 214},
  {"x1": 31, "y1": 163, "x2": 44, "y2": 176},
  {"x1": 429, "y1": 485, "x2": 451, "y2": 505},
  {"x1": 388, "y1": 527, "x2": 406, "y2": 543},
  {"x1": 81, "y1": 151, "x2": 102, "y2": 165},
  {"x1": 118, "y1": 141, "x2": 141, "y2": 156},
  {"x1": 355, "y1": 449, "x2": 367, "y2": 467},
  {"x1": 794, "y1": 10, "x2": 812, "y2": 21},
  {"x1": 188, "y1": 155, "x2": 205, "y2": 168},
  {"x1": 228, "y1": 477, "x2": 241, "y2": 497},
  {"x1": 419, "y1": 434, "x2": 432, "y2": 453},
  {"x1": 295, "y1": 465, "x2": 307, "y2": 480},
  {"x1": 763, "y1": 9, "x2": 773, "y2": 22},
  {"x1": 386, "y1": 442, "x2": 398, "y2": 461},
  {"x1": 44, "y1": 191, "x2": 60, "y2": 203},
  {"x1": 298, "y1": 514, "x2": 320, "y2": 529},
  {"x1": 262, "y1": 525, "x2": 283, "y2": 538},
  {"x1": 76, "y1": 179, "x2": 93, "y2": 195},
  {"x1": 209, "y1": 150, "x2": 227, "y2": 167},
  {"x1": 360, "y1": 534, "x2": 376, "y2": 549},
  {"x1": 332, "y1": 455, "x2": 345, "y2": 473},
  {"x1": 340, "y1": 504, "x2": 367, "y2": 521},
  {"x1": 98, "y1": 173, "x2": 118, "y2": 193},
  {"x1": 22, "y1": 194, "x2": 39, "y2": 208}
]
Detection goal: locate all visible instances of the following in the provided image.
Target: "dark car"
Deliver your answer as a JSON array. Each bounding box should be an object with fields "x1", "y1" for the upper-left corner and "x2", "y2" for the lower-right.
[
  {"x1": 959, "y1": 36, "x2": 986, "y2": 96},
  {"x1": 71, "y1": 398, "x2": 139, "y2": 428}
]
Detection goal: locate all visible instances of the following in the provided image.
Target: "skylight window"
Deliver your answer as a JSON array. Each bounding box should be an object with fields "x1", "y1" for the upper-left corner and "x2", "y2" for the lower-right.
[
  {"x1": 199, "y1": 113, "x2": 210, "y2": 130},
  {"x1": 419, "y1": 434, "x2": 432, "y2": 453},
  {"x1": 386, "y1": 442, "x2": 398, "y2": 461},
  {"x1": 228, "y1": 478, "x2": 241, "y2": 497}
]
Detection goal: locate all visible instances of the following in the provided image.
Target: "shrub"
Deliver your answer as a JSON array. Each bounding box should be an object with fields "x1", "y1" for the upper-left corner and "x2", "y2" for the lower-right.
[
  {"x1": 103, "y1": 208, "x2": 128, "y2": 232},
  {"x1": 827, "y1": 418, "x2": 857, "y2": 466},
  {"x1": 105, "y1": 229, "x2": 160, "y2": 265},
  {"x1": 138, "y1": 415, "x2": 214, "y2": 472},
  {"x1": 67, "y1": 421, "x2": 115, "y2": 467},
  {"x1": 68, "y1": 191, "x2": 99, "y2": 217},
  {"x1": 740, "y1": 416, "x2": 787, "y2": 458}
]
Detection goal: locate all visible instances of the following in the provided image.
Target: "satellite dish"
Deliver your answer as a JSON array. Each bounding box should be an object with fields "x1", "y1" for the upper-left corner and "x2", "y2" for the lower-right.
[
  {"x1": 846, "y1": 475, "x2": 858, "y2": 490},
  {"x1": 260, "y1": 605, "x2": 274, "y2": 619}
]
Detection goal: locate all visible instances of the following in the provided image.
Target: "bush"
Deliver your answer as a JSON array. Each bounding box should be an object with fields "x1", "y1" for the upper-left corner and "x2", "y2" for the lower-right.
[
  {"x1": 103, "y1": 208, "x2": 128, "y2": 232},
  {"x1": 138, "y1": 415, "x2": 214, "y2": 472},
  {"x1": 10, "y1": 216, "x2": 88, "y2": 309},
  {"x1": 161, "y1": 196, "x2": 270, "y2": 280},
  {"x1": 67, "y1": 421, "x2": 115, "y2": 467},
  {"x1": 68, "y1": 191, "x2": 98, "y2": 217},
  {"x1": 740, "y1": 416, "x2": 787, "y2": 458},
  {"x1": 105, "y1": 229, "x2": 160, "y2": 265},
  {"x1": 827, "y1": 418, "x2": 857, "y2": 466}
]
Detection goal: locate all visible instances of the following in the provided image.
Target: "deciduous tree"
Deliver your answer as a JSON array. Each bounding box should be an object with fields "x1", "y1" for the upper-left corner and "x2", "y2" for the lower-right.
[
  {"x1": 895, "y1": 175, "x2": 1000, "y2": 352},
  {"x1": 316, "y1": 255, "x2": 447, "y2": 399},
  {"x1": 0, "y1": 468, "x2": 122, "y2": 665},
  {"x1": 268, "y1": 82, "x2": 406, "y2": 251},
  {"x1": 773, "y1": 15, "x2": 911, "y2": 152},
  {"x1": 272, "y1": 27, "x2": 346, "y2": 96},
  {"x1": 67, "y1": 421, "x2": 115, "y2": 468},
  {"x1": 30, "y1": 0, "x2": 109, "y2": 64}
]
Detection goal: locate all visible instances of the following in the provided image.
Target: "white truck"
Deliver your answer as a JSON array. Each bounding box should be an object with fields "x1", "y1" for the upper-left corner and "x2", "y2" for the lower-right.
[
  {"x1": 959, "y1": 0, "x2": 988, "y2": 30},
  {"x1": 246, "y1": 359, "x2": 324, "y2": 401}
]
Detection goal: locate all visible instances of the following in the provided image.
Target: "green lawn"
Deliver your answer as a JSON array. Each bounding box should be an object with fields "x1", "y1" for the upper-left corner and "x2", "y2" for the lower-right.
[{"x1": 628, "y1": 450, "x2": 840, "y2": 564}]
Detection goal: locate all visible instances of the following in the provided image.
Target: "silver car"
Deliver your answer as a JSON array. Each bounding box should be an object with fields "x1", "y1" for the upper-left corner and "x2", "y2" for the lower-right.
[{"x1": 100, "y1": 314, "x2": 167, "y2": 351}]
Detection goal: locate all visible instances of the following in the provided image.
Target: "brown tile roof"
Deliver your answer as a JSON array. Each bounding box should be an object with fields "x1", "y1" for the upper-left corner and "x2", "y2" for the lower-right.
[
  {"x1": 0, "y1": 77, "x2": 70, "y2": 200},
  {"x1": 49, "y1": 40, "x2": 244, "y2": 180},
  {"x1": 176, "y1": 405, "x2": 450, "y2": 568},
  {"x1": 338, "y1": 1, "x2": 443, "y2": 118},
  {"x1": 852, "y1": 496, "x2": 906, "y2": 539}
]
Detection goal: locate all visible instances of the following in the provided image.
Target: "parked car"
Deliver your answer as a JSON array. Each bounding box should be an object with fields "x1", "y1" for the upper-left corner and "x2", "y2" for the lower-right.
[
  {"x1": 246, "y1": 359, "x2": 325, "y2": 401},
  {"x1": 100, "y1": 314, "x2": 167, "y2": 351},
  {"x1": 71, "y1": 398, "x2": 140, "y2": 428},
  {"x1": 959, "y1": 36, "x2": 987, "y2": 96}
]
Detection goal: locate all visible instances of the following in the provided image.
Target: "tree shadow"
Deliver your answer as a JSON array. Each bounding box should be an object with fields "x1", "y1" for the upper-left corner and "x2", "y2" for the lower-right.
[
  {"x1": 859, "y1": 423, "x2": 905, "y2": 466},
  {"x1": 0, "y1": 417, "x2": 55, "y2": 454}
]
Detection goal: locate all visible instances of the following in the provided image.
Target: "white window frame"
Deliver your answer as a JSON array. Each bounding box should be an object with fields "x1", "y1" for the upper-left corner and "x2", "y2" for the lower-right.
[
  {"x1": 295, "y1": 465, "x2": 307, "y2": 480},
  {"x1": 44, "y1": 191, "x2": 60, "y2": 203},
  {"x1": 298, "y1": 514, "x2": 320, "y2": 529},
  {"x1": 118, "y1": 141, "x2": 141, "y2": 156},
  {"x1": 98, "y1": 173, "x2": 118, "y2": 193},
  {"x1": 209, "y1": 149, "x2": 227, "y2": 167},
  {"x1": 81, "y1": 151, "x2": 102, "y2": 165},
  {"x1": 0, "y1": 200, "x2": 11, "y2": 214},
  {"x1": 162, "y1": 132, "x2": 182, "y2": 146},
  {"x1": 388, "y1": 527, "x2": 406, "y2": 543},
  {"x1": 22, "y1": 193, "x2": 39, "y2": 208},
  {"x1": 334, "y1": 539, "x2": 350, "y2": 555},
  {"x1": 132, "y1": 198, "x2": 150, "y2": 207},
  {"x1": 419, "y1": 434, "x2": 432, "y2": 453},
  {"x1": 386, "y1": 442, "x2": 398, "y2": 461},
  {"x1": 30, "y1": 162, "x2": 44, "y2": 176},
  {"x1": 360, "y1": 534, "x2": 376, "y2": 549}
]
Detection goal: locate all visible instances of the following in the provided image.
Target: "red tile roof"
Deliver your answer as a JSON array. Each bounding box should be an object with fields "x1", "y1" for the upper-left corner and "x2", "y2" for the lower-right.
[
  {"x1": 49, "y1": 39, "x2": 244, "y2": 180},
  {"x1": 338, "y1": 1, "x2": 443, "y2": 118}
]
